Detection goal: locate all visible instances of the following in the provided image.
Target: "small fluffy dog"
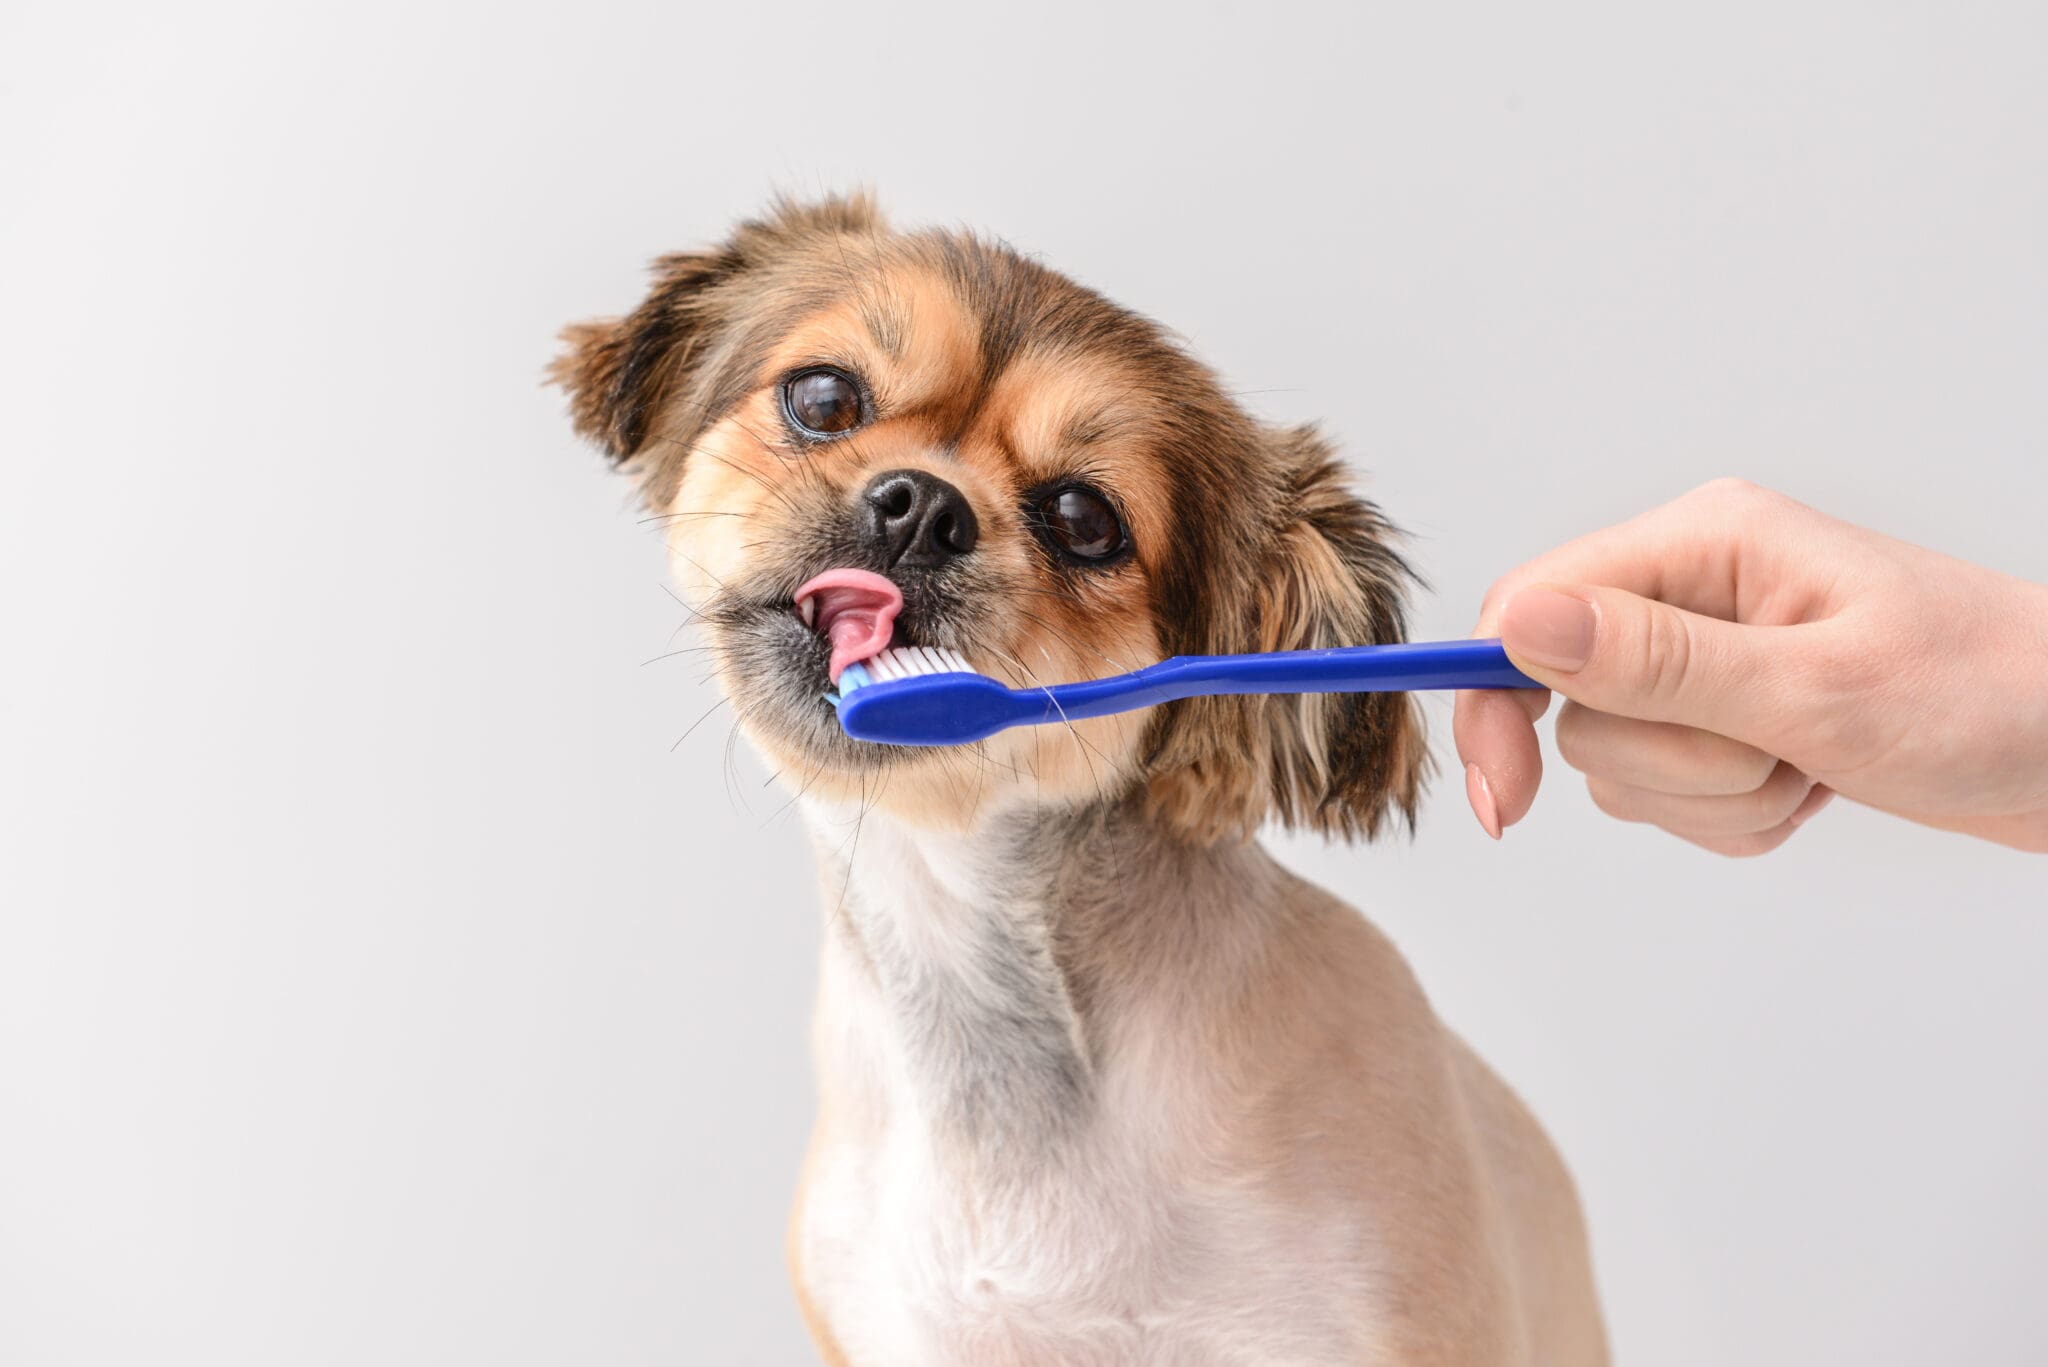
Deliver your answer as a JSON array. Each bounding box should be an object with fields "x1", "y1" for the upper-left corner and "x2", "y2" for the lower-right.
[{"x1": 554, "y1": 196, "x2": 1605, "y2": 1366}]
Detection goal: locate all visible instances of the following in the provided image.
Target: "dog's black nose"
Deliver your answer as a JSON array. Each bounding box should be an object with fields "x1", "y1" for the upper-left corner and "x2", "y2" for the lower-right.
[{"x1": 860, "y1": 469, "x2": 979, "y2": 569}]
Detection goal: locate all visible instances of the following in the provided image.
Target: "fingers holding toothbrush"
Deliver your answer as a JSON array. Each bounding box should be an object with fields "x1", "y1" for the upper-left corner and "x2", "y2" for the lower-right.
[{"x1": 1453, "y1": 479, "x2": 2048, "y2": 854}]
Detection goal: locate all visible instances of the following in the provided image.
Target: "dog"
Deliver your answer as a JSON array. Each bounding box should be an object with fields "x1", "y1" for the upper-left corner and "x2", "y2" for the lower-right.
[{"x1": 553, "y1": 195, "x2": 1606, "y2": 1366}]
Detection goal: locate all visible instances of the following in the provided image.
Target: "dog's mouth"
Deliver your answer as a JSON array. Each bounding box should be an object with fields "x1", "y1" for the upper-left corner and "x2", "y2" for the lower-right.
[
  {"x1": 728, "y1": 562, "x2": 980, "y2": 761},
  {"x1": 794, "y1": 568, "x2": 904, "y2": 683}
]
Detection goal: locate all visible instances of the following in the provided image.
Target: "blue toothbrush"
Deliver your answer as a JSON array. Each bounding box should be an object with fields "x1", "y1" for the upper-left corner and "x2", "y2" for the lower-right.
[{"x1": 831, "y1": 639, "x2": 1540, "y2": 746}]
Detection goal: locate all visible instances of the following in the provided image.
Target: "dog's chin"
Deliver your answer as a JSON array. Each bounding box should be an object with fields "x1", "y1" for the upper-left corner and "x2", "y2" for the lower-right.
[
  {"x1": 714, "y1": 599, "x2": 990, "y2": 782},
  {"x1": 711, "y1": 612, "x2": 899, "y2": 775}
]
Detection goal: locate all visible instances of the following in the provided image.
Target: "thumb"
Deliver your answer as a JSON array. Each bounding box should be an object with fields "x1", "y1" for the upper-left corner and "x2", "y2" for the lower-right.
[{"x1": 1498, "y1": 583, "x2": 1799, "y2": 748}]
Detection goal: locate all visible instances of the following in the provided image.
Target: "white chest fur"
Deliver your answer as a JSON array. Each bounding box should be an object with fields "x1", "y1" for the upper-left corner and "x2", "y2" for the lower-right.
[
  {"x1": 798, "y1": 1120, "x2": 1389, "y2": 1366},
  {"x1": 790, "y1": 807, "x2": 1381, "y2": 1367}
]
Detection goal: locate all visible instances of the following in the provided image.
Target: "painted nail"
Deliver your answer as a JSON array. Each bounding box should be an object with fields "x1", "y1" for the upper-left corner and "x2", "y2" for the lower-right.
[
  {"x1": 1500, "y1": 587, "x2": 1597, "y2": 672},
  {"x1": 1466, "y1": 762, "x2": 1503, "y2": 840}
]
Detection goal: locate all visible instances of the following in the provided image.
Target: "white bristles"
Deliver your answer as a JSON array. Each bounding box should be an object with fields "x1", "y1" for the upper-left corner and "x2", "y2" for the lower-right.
[
  {"x1": 864, "y1": 645, "x2": 974, "y2": 681},
  {"x1": 832, "y1": 646, "x2": 977, "y2": 702}
]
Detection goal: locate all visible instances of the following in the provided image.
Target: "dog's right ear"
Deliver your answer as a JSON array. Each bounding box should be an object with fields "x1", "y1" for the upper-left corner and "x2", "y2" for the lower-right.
[
  {"x1": 548, "y1": 248, "x2": 739, "y2": 471},
  {"x1": 548, "y1": 192, "x2": 884, "y2": 492}
]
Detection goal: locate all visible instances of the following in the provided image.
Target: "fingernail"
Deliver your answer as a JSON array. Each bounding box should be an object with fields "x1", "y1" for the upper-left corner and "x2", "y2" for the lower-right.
[
  {"x1": 1501, "y1": 587, "x2": 1597, "y2": 672},
  {"x1": 1788, "y1": 784, "x2": 1835, "y2": 828},
  {"x1": 1466, "y1": 762, "x2": 1502, "y2": 840}
]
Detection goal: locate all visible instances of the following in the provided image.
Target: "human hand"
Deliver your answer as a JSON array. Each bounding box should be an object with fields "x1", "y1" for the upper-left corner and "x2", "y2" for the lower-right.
[{"x1": 1454, "y1": 479, "x2": 2048, "y2": 855}]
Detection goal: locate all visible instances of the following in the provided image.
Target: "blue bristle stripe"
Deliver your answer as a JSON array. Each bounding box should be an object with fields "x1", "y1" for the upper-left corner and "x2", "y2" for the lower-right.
[{"x1": 827, "y1": 661, "x2": 874, "y2": 707}]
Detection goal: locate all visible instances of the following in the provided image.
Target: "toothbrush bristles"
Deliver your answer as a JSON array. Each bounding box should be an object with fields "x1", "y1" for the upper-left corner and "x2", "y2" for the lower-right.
[{"x1": 838, "y1": 645, "x2": 974, "y2": 695}]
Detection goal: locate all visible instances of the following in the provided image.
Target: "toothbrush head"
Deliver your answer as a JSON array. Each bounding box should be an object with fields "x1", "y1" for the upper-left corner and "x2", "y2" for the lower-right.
[{"x1": 832, "y1": 646, "x2": 1030, "y2": 746}]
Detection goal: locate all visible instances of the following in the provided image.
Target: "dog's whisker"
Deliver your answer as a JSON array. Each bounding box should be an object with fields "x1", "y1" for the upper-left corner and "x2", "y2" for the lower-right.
[
  {"x1": 829, "y1": 767, "x2": 888, "y2": 933},
  {"x1": 1010, "y1": 607, "x2": 1138, "y2": 675},
  {"x1": 760, "y1": 750, "x2": 832, "y2": 826},
  {"x1": 663, "y1": 544, "x2": 733, "y2": 593},
  {"x1": 641, "y1": 643, "x2": 719, "y2": 666},
  {"x1": 657, "y1": 582, "x2": 714, "y2": 627},
  {"x1": 670, "y1": 696, "x2": 730, "y2": 752},
  {"x1": 697, "y1": 444, "x2": 809, "y2": 520},
  {"x1": 983, "y1": 643, "x2": 1128, "y2": 805},
  {"x1": 722, "y1": 719, "x2": 751, "y2": 815},
  {"x1": 638, "y1": 509, "x2": 749, "y2": 525}
]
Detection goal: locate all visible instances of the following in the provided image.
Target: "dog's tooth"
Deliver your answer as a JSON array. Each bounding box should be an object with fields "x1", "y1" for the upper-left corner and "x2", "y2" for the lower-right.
[{"x1": 798, "y1": 596, "x2": 816, "y2": 628}]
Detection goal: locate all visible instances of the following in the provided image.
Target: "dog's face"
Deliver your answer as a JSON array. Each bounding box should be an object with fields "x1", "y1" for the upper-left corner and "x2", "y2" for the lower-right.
[{"x1": 554, "y1": 196, "x2": 1426, "y2": 840}]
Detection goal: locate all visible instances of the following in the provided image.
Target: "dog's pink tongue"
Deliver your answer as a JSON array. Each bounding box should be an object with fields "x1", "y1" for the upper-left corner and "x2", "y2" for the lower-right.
[{"x1": 796, "y1": 569, "x2": 903, "y2": 683}]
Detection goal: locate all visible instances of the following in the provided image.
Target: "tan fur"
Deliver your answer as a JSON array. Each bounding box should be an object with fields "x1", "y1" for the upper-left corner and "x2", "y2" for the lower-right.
[
  {"x1": 554, "y1": 198, "x2": 1606, "y2": 1364},
  {"x1": 788, "y1": 1132, "x2": 852, "y2": 1367}
]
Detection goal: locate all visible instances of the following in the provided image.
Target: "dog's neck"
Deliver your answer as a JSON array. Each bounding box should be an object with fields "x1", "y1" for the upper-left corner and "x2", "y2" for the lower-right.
[{"x1": 800, "y1": 793, "x2": 1284, "y2": 1159}]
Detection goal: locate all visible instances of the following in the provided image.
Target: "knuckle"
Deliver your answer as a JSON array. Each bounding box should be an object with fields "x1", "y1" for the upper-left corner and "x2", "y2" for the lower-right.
[
  {"x1": 1733, "y1": 823, "x2": 1797, "y2": 858},
  {"x1": 1704, "y1": 765, "x2": 1806, "y2": 834},
  {"x1": 1756, "y1": 769, "x2": 1813, "y2": 826},
  {"x1": 1698, "y1": 476, "x2": 1769, "y2": 509},
  {"x1": 1713, "y1": 738, "x2": 1781, "y2": 793},
  {"x1": 1637, "y1": 605, "x2": 1697, "y2": 705},
  {"x1": 1690, "y1": 822, "x2": 1795, "y2": 859},
  {"x1": 1584, "y1": 777, "x2": 1636, "y2": 822}
]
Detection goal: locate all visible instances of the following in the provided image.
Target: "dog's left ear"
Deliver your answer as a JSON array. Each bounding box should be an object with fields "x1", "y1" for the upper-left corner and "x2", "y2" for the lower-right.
[{"x1": 1148, "y1": 426, "x2": 1429, "y2": 842}]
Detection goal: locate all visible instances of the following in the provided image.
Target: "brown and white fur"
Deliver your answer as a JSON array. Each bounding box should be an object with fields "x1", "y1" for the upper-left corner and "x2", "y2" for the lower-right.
[{"x1": 553, "y1": 196, "x2": 1606, "y2": 1366}]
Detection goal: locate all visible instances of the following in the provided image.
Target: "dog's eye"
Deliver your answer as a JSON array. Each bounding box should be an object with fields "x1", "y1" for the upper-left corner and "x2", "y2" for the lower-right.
[
  {"x1": 1035, "y1": 486, "x2": 1128, "y2": 563},
  {"x1": 783, "y1": 368, "x2": 863, "y2": 437}
]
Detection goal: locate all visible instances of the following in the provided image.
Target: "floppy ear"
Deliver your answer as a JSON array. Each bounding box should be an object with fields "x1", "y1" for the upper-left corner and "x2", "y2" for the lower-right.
[
  {"x1": 548, "y1": 249, "x2": 739, "y2": 469},
  {"x1": 1148, "y1": 426, "x2": 1430, "y2": 842},
  {"x1": 547, "y1": 192, "x2": 882, "y2": 494}
]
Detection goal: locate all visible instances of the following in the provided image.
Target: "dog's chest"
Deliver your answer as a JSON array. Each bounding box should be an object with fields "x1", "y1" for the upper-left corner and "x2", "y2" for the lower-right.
[
  {"x1": 799, "y1": 1129, "x2": 1244, "y2": 1367},
  {"x1": 794, "y1": 817, "x2": 1376, "y2": 1364},
  {"x1": 796, "y1": 1112, "x2": 1379, "y2": 1367}
]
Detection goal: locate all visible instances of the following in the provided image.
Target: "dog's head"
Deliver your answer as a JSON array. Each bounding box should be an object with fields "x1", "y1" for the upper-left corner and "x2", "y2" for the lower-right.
[{"x1": 553, "y1": 195, "x2": 1426, "y2": 840}]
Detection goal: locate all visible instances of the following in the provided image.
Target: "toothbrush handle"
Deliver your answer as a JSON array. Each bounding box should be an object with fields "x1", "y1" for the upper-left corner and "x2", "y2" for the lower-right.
[{"x1": 1042, "y1": 639, "x2": 1539, "y2": 722}]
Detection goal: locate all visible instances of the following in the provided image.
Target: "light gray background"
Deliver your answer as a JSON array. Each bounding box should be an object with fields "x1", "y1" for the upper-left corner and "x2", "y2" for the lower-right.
[{"x1": 4, "y1": 2, "x2": 2045, "y2": 1363}]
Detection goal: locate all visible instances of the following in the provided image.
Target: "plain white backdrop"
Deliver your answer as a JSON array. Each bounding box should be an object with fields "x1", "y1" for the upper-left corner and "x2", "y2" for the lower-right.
[{"x1": 4, "y1": 2, "x2": 2045, "y2": 1363}]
